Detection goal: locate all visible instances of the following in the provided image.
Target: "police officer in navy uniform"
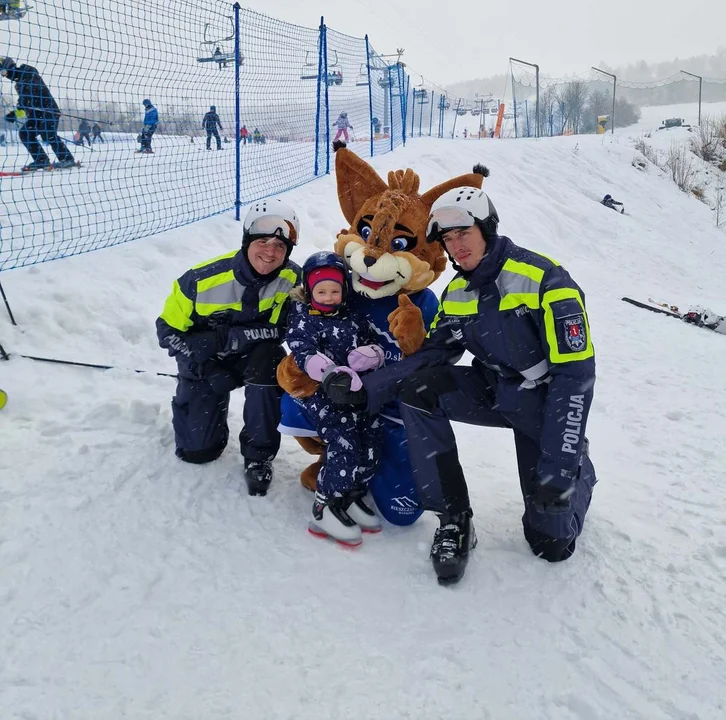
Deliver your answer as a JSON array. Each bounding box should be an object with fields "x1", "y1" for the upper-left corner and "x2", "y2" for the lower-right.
[
  {"x1": 324, "y1": 188, "x2": 597, "y2": 584},
  {"x1": 156, "y1": 199, "x2": 302, "y2": 496}
]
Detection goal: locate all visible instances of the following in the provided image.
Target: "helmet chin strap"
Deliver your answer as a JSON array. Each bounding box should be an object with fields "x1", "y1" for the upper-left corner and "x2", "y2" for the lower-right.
[{"x1": 440, "y1": 222, "x2": 496, "y2": 275}]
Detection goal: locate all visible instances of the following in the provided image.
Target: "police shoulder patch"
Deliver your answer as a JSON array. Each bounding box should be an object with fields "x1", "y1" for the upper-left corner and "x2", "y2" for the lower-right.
[{"x1": 559, "y1": 313, "x2": 587, "y2": 353}]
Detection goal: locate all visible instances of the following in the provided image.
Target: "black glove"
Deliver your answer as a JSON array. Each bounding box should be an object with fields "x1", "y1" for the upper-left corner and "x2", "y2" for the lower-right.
[
  {"x1": 185, "y1": 328, "x2": 228, "y2": 363},
  {"x1": 5, "y1": 110, "x2": 16, "y2": 124},
  {"x1": 533, "y1": 479, "x2": 572, "y2": 511},
  {"x1": 322, "y1": 370, "x2": 367, "y2": 406}
]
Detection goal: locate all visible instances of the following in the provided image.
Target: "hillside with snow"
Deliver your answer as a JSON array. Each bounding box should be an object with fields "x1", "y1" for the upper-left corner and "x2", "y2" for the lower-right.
[{"x1": 1, "y1": 125, "x2": 725, "y2": 719}]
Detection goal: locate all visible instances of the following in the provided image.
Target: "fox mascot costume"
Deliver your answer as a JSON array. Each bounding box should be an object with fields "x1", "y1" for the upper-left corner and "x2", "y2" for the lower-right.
[{"x1": 278, "y1": 141, "x2": 488, "y2": 525}]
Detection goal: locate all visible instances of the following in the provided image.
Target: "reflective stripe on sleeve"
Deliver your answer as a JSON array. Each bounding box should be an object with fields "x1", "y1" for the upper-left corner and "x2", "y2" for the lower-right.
[
  {"x1": 542, "y1": 287, "x2": 594, "y2": 363},
  {"x1": 159, "y1": 279, "x2": 195, "y2": 332}
]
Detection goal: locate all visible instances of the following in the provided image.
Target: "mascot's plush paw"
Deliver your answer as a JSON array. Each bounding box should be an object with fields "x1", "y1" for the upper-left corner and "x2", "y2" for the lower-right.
[
  {"x1": 301, "y1": 460, "x2": 322, "y2": 492},
  {"x1": 388, "y1": 294, "x2": 426, "y2": 357},
  {"x1": 277, "y1": 353, "x2": 319, "y2": 398}
]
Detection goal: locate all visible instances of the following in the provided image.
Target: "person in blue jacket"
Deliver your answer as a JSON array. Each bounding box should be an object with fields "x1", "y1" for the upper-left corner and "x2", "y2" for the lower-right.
[
  {"x1": 287, "y1": 251, "x2": 387, "y2": 547},
  {"x1": 156, "y1": 198, "x2": 302, "y2": 496},
  {"x1": 0, "y1": 56, "x2": 76, "y2": 171},
  {"x1": 137, "y1": 98, "x2": 158, "y2": 154},
  {"x1": 324, "y1": 188, "x2": 597, "y2": 584}
]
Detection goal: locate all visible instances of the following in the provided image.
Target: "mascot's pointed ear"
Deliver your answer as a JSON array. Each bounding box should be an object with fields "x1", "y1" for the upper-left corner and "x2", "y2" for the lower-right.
[
  {"x1": 420, "y1": 164, "x2": 490, "y2": 209},
  {"x1": 335, "y1": 143, "x2": 389, "y2": 224}
]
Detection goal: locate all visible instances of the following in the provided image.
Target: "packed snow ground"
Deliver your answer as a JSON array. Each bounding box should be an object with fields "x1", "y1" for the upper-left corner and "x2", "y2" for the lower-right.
[{"x1": 1, "y1": 128, "x2": 726, "y2": 719}]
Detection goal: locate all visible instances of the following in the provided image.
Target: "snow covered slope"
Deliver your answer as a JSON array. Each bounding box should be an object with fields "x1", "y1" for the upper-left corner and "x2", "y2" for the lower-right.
[{"x1": 1, "y1": 130, "x2": 725, "y2": 719}]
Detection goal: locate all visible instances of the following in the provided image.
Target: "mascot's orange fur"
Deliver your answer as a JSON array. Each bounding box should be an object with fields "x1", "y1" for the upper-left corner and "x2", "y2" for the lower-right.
[{"x1": 278, "y1": 142, "x2": 488, "y2": 489}]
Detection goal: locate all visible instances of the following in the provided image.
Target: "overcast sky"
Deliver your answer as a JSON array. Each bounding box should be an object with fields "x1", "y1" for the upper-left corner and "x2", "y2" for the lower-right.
[{"x1": 249, "y1": 0, "x2": 726, "y2": 86}]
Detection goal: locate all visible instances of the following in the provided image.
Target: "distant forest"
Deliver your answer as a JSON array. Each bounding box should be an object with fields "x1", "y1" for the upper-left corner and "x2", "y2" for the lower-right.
[{"x1": 447, "y1": 47, "x2": 726, "y2": 108}]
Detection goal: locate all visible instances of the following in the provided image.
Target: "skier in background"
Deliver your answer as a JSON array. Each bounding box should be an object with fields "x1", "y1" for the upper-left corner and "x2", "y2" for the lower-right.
[
  {"x1": 601, "y1": 194, "x2": 624, "y2": 214},
  {"x1": 240, "y1": 125, "x2": 249, "y2": 145},
  {"x1": 77, "y1": 118, "x2": 91, "y2": 147},
  {"x1": 0, "y1": 56, "x2": 76, "y2": 171},
  {"x1": 136, "y1": 98, "x2": 158, "y2": 154},
  {"x1": 332, "y1": 111, "x2": 352, "y2": 142},
  {"x1": 91, "y1": 122, "x2": 104, "y2": 143},
  {"x1": 202, "y1": 105, "x2": 223, "y2": 150}
]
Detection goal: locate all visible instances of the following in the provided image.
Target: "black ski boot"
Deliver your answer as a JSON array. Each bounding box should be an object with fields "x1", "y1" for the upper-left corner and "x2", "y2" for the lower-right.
[
  {"x1": 430, "y1": 511, "x2": 477, "y2": 586},
  {"x1": 244, "y1": 459, "x2": 273, "y2": 496}
]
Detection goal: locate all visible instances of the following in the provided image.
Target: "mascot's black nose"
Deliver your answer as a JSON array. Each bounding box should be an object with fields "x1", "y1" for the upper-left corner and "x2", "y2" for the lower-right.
[{"x1": 363, "y1": 256, "x2": 376, "y2": 267}]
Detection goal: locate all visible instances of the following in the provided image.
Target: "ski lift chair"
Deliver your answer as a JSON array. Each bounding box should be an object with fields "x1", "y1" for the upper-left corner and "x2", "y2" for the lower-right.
[
  {"x1": 455, "y1": 106, "x2": 468, "y2": 116},
  {"x1": 300, "y1": 50, "x2": 319, "y2": 80},
  {"x1": 355, "y1": 63, "x2": 370, "y2": 87},
  {"x1": 0, "y1": 0, "x2": 30, "y2": 19},
  {"x1": 196, "y1": 19, "x2": 240, "y2": 68},
  {"x1": 300, "y1": 50, "x2": 341, "y2": 83}
]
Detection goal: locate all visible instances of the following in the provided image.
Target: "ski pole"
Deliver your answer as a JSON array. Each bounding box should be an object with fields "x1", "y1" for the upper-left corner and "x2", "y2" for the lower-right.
[
  {"x1": 13, "y1": 352, "x2": 177, "y2": 378},
  {"x1": 0, "y1": 279, "x2": 17, "y2": 325},
  {"x1": 65, "y1": 137, "x2": 94, "y2": 152},
  {"x1": 0, "y1": 341, "x2": 9, "y2": 361},
  {"x1": 61, "y1": 113, "x2": 114, "y2": 126}
]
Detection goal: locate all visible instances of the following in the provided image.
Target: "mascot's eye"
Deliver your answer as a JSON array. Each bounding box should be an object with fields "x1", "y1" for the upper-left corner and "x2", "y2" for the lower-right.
[
  {"x1": 391, "y1": 236, "x2": 415, "y2": 252},
  {"x1": 358, "y1": 221, "x2": 372, "y2": 241}
]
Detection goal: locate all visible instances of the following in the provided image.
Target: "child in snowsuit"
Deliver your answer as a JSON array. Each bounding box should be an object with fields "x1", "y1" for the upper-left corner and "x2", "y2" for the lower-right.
[
  {"x1": 286, "y1": 251, "x2": 385, "y2": 546},
  {"x1": 332, "y1": 111, "x2": 352, "y2": 142}
]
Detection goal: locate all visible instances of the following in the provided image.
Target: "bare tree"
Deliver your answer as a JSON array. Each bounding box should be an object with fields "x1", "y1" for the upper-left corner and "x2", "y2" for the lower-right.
[
  {"x1": 690, "y1": 115, "x2": 722, "y2": 163},
  {"x1": 663, "y1": 142, "x2": 696, "y2": 193},
  {"x1": 556, "y1": 80, "x2": 588, "y2": 134},
  {"x1": 715, "y1": 184, "x2": 726, "y2": 229},
  {"x1": 538, "y1": 86, "x2": 558, "y2": 136}
]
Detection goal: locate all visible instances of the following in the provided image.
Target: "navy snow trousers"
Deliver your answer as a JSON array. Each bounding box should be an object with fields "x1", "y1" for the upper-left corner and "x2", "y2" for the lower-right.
[
  {"x1": 206, "y1": 127, "x2": 221, "y2": 149},
  {"x1": 172, "y1": 342, "x2": 285, "y2": 465},
  {"x1": 399, "y1": 365, "x2": 596, "y2": 562},
  {"x1": 298, "y1": 390, "x2": 383, "y2": 499}
]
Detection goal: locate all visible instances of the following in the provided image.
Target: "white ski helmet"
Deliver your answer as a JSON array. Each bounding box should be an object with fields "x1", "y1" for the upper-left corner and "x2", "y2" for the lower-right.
[
  {"x1": 243, "y1": 197, "x2": 300, "y2": 248},
  {"x1": 426, "y1": 187, "x2": 499, "y2": 243}
]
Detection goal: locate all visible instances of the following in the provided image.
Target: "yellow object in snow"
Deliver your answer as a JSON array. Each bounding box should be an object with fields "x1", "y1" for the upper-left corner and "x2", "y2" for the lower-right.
[
  {"x1": 597, "y1": 115, "x2": 609, "y2": 134},
  {"x1": 0, "y1": 388, "x2": 7, "y2": 410}
]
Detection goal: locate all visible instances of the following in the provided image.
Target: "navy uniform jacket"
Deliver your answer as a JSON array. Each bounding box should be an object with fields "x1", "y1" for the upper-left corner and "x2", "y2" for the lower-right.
[
  {"x1": 363, "y1": 235, "x2": 596, "y2": 491},
  {"x1": 202, "y1": 111, "x2": 222, "y2": 130},
  {"x1": 156, "y1": 249, "x2": 300, "y2": 378},
  {"x1": 4, "y1": 64, "x2": 60, "y2": 121}
]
